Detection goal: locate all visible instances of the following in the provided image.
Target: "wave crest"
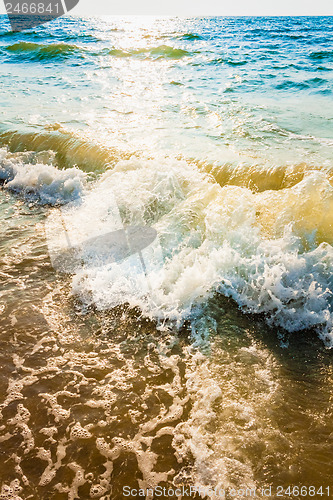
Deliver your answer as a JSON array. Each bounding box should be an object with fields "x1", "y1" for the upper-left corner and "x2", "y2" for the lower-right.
[
  {"x1": 5, "y1": 41, "x2": 85, "y2": 60},
  {"x1": 107, "y1": 45, "x2": 190, "y2": 59}
]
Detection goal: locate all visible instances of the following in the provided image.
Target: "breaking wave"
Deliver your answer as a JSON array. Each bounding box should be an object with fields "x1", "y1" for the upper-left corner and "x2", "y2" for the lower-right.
[
  {"x1": 49, "y1": 155, "x2": 333, "y2": 345},
  {"x1": 1, "y1": 127, "x2": 333, "y2": 344}
]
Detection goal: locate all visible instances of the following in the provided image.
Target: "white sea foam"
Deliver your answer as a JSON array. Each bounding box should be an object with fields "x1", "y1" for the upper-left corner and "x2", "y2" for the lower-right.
[{"x1": 0, "y1": 148, "x2": 86, "y2": 205}]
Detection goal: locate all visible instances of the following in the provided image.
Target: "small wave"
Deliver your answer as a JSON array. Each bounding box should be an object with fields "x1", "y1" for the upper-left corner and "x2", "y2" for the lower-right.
[
  {"x1": 288, "y1": 34, "x2": 306, "y2": 39},
  {"x1": 0, "y1": 30, "x2": 19, "y2": 38},
  {"x1": 309, "y1": 50, "x2": 333, "y2": 62},
  {"x1": 274, "y1": 77, "x2": 330, "y2": 94},
  {"x1": 178, "y1": 33, "x2": 202, "y2": 40},
  {"x1": 0, "y1": 148, "x2": 86, "y2": 205},
  {"x1": 317, "y1": 65, "x2": 333, "y2": 72},
  {"x1": 0, "y1": 28, "x2": 99, "y2": 44},
  {"x1": 107, "y1": 45, "x2": 190, "y2": 59},
  {"x1": 305, "y1": 77, "x2": 329, "y2": 86},
  {"x1": 209, "y1": 57, "x2": 247, "y2": 66},
  {"x1": 275, "y1": 80, "x2": 310, "y2": 91},
  {"x1": 244, "y1": 28, "x2": 264, "y2": 35},
  {"x1": 4, "y1": 41, "x2": 85, "y2": 61}
]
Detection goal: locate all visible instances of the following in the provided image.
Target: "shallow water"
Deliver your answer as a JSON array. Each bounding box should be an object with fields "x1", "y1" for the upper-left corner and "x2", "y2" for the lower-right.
[{"x1": 0, "y1": 15, "x2": 332, "y2": 500}]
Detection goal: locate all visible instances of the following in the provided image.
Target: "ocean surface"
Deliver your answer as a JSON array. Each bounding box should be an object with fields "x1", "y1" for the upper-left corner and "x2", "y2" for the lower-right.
[{"x1": 0, "y1": 15, "x2": 332, "y2": 499}]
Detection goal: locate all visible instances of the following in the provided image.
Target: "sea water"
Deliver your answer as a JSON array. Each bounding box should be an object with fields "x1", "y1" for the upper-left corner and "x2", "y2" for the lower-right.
[{"x1": 0, "y1": 15, "x2": 332, "y2": 500}]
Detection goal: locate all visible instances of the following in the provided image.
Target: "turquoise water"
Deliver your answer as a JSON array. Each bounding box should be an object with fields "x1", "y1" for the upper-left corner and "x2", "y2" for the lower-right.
[
  {"x1": 0, "y1": 16, "x2": 332, "y2": 166},
  {"x1": 0, "y1": 15, "x2": 332, "y2": 500}
]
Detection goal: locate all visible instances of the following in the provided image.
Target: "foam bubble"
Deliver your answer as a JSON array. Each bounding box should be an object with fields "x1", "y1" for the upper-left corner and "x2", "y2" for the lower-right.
[
  {"x1": 70, "y1": 422, "x2": 93, "y2": 440},
  {"x1": 0, "y1": 480, "x2": 23, "y2": 500}
]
